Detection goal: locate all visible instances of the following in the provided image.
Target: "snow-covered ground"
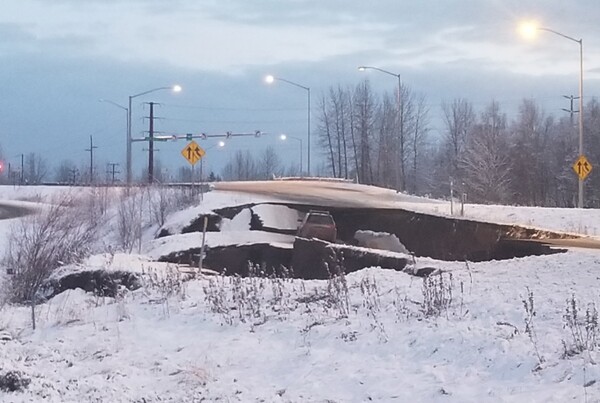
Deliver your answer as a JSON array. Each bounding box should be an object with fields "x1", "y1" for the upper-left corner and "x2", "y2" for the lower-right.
[{"x1": 1, "y1": 183, "x2": 600, "y2": 402}]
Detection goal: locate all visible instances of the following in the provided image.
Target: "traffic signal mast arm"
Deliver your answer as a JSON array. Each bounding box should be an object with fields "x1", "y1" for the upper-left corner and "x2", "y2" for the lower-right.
[{"x1": 131, "y1": 131, "x2": 266, "y2": 142}]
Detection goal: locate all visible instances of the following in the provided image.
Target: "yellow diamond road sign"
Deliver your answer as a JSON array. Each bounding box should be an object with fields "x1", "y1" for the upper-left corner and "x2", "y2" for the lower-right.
[
  {"x1": 573, "y1": 155, "x2": 592, "y2": 180},
  {"x1": 181, "y1": 141, "x2": 205, "y2": 166}
]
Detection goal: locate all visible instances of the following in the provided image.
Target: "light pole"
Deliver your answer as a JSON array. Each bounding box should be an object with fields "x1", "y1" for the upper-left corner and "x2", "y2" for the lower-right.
[
  {"x1": 265, "y1": 75, "x2": 311, "y2": 176},
  {"x1": 127, "y1": 85, "x2": 181, "y2": 185},
  {"x1": 200, "y1": 140, "x2": 226, "y2": 182},
  {"x1": 279, "y1": 134, "x2": 303, "y2": 174},
  {"x1": 358, "y1": 66, "x2": 402, "y2": 190},
  {"x1": 520, "y1": 22, "x2": 584, "y2": 208}
]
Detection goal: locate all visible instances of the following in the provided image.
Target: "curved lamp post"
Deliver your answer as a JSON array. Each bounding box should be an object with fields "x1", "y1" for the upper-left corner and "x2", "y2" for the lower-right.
[
  {"x1": 127, "y1": 85, "x2": 182, "y2": 185},
  {"x1": 520, "y1": 22, "x2": 584, "y2": 208},
  {"x1": 280, "y1": 134, "x2": 303, "y2": 174},
  {"x1": 265, "y1": 75, "x2": 311, "y2": 176}
]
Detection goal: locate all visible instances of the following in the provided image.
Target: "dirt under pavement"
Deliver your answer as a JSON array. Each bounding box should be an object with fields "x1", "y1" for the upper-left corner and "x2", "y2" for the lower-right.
[{"x1": 157, "y1": 202, "x2": 576, "y2": 279}]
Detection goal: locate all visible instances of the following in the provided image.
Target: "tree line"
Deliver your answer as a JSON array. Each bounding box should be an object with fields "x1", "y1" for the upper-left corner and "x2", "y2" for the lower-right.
[
  {"x1": 3, "y1": 79, "x2": 600, "y2": 208},
  {"x1": 310, "y1": 79, "x2": 600, "y2": 208}
]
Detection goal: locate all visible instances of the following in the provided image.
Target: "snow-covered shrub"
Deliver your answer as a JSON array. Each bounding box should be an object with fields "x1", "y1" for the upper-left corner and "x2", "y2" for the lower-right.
[
  {"x1": 562, "y1": 294, "x2": 599, "y2": 357},
  {"x1": 116, "y1": 189, "x2": 143, "y2": 253},
  {"x1": 142, "y1": 265, "x2": 186, "y2": 318},
  {"x1": 3, "y1": 194, "x2": 99, "y2": 329},
  {"x1": 522, "y1": 288, "x2": 544, "y2": 366},
  {"x1": 203, "y1": 274, "x2": 232, "y2": 324},
  {"x1": 268, "y1": 267, "x2": 297, "y2": 318},
  {"x1": 147, "y1": 185, "x2": 178, "y2": 228},
  {"x1": 83, "y1": 186, "x2": 114, "y2": 220},
  {"x1": 421, "y1": 272, "x2": 453, "y2": 318},
  {"x1": 203, "y1": 266, "x2": 303, "y2": 327},
  {"x1": 359, "y1": 276, "x2": 387, "y2": 341},
  {"x1": 324, "y1": 264, "x2": 350, "y2": 319},
  {"x1": 203, "y1": 273, "x2": 266, "y2": 326}
]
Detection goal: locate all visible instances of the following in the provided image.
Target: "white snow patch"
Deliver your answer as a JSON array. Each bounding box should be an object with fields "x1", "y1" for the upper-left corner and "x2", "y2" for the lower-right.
[
  {"x1": 145, "y1": 231, "x2": 295, "y2": 259},
  {"x1": 252, "y1": 203, "x2": 300, "y2": 230},
  {"x1": 220, "y1": 207, "x2": 252, "y2": 231}
]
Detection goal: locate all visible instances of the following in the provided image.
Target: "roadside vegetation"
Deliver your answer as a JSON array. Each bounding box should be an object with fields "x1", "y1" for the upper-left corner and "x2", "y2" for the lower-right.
[{"x1": 0, "y1": 186, "x2": 599, "y2": 400}]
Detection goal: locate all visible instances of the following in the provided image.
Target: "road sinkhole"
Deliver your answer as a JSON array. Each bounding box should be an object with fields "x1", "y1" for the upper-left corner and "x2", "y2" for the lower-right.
[{"x1": 157, "y1": 202, "x2": 571, "y2": 279}]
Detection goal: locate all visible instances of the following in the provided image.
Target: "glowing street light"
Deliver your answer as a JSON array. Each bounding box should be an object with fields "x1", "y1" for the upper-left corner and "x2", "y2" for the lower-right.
[
  {"x1": 519, "y1": 21, "x2": 585, "y2": 207},
  {"x1": 127, "y1": 84, "x2": 182, "y2": 185},
  {"x1": 280, "y1": 133, "x2": 303, "y2": 174},
  {"x1": 200, "y1": 140, "x2": 225, "y2": 182},
  {"x1": 265, "y1": 75, "x2": 311, "y2": 176}
]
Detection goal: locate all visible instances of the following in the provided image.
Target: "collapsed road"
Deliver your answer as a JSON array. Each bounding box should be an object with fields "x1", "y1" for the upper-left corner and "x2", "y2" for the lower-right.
[{"x1": 157, "y1": 201, "x2": 573, "y2": 280}]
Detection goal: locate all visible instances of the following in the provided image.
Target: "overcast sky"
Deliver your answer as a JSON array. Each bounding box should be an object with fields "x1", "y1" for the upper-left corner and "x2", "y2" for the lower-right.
[{"x1": 1, "y1": 0, "x2": 599, "y2": 180}]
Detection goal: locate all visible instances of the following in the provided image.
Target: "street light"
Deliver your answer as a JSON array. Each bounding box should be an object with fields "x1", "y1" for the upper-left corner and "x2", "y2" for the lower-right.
[
  {"x1": 358, "y1": 66, "x2": 403, "y2": 190},
  {"x1": 127, "y1": 85, "x2": 182, "y2": 185},
  {"x1": 519, "y1": 21, "x2": 584, "y2": 208},
  {"x1": 280, "y1": 134, "x2": 303, "y2": 174},
  {"x1": 265, "y1": 75, "x2": 311, "y2": 176},
  {"x1": 200, "y1": 140, "x2": 225, "y2": 182}
]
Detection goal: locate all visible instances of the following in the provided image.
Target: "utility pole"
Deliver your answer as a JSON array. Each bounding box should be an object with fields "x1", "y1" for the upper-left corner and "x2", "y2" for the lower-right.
[
  {"x1": 85, "y1": 135, "x2": 98, "y2": 184},
  {"x1": 106, "y1": 163, "x2": 120, "y2": 184},
  {"x1": 562, "y1": 94, "x2": 580, "y2": 127},
  {"x1": 147, "y1": 102, "x2": 156, "y2": 184},
  {"x1": 20, "y1": 154, "x2": 24, "y2": 185}
]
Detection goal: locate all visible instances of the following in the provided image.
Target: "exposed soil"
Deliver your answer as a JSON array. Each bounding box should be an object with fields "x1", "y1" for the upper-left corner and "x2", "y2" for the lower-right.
[
  {"x1": 204, "y1": 203, "x2": 571, "y2": 262},
  {"x1": 157, "y1": 201, "x2": 573, "y2": 280},
  {"x1": 158, "y1": 238, "x2": 411, "y2": 279}
]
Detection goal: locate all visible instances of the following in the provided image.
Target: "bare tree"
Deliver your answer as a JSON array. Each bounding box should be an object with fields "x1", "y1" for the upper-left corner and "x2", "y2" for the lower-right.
[
  {"x1": 330, "y1": 86, "x2": 351, "y2": 178},
  {"x1": 582, "y1": 98, "x2": 600, "y2": 207},
  {"x1": 3, "y1": 194, "x2": 98, "y2": 329},
  {"x1": 459, "y1": 101, "x2": 512, "y2": 203},
  {"x1": 148, "y1": 185, "x2": 177, "y2": 228},
  {"x1": 317, "y1": 86, "x2": 354, "y2": 179},
  {"x1": 317, "y1": 93, "x2": 337, "y2": 177},
  {"x1": 55, "y1": 159, "x2": 78, "y2": 183},
  {"x1": 408, "y1": 94, "x2": 430, "y2": 194},
  {"x1": 509, "y1": 99, "x2": 553, "y2": 205},
  {"x1": 258, "y1": 146, "x2": 282, "y2": 179},
  {"x1": 221, "y1": 150, "x2": 258, "y2": 181},
  {"x1": 396, "y1": 84, "x2": 416, "y2": 191},
  {"x1": 24, "y1": 153, "x2": 48, "y2": 184},
  {"x1": 176, "y1": 166, "x2": 192, "y2": 183},
  {"x1": 441, "y1": 98, "x2": 475, "y2": 180},
  {"x1": 353, "y1": 80, "x2": 377, "y2": 184},
  {"x1": 375, "y1": 93, "x2": 398, "y2": 188}
]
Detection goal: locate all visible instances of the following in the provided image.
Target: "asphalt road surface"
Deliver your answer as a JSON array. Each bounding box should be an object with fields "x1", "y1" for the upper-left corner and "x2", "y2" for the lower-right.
[
  {"x1": 0, "y1": 203, "x2": 36, "y2": 220},
  {"x1": 214, "y1": 180, "x2": 439, "y2": 208},
  {"x1": 214, "y1": 180, "x2": 600, "y2": 252}
]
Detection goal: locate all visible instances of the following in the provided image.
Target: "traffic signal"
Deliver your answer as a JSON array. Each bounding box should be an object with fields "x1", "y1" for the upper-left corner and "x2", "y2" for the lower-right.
[{"x1": 0, "y1": 161, "x2": 4, "y2": 172}]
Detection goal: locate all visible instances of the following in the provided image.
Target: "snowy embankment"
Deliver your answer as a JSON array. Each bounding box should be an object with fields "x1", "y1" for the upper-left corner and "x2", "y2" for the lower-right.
[
  {"x1": 2, "y1": 251, "x2": 600, "y2": 402},
  {"x1": 1, "y1": 184, "x2": 600, "y2": 402}
]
